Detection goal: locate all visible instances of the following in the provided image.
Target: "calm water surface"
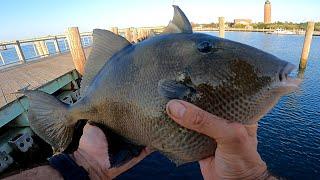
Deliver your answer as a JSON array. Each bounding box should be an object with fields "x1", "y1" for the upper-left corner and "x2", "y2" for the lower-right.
[{"x1": 118, "y1": 32, "x2": 320, "y2": 180}]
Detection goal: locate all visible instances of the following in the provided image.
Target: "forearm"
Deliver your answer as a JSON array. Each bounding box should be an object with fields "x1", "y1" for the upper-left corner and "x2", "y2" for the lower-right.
[{"x1": 3, "y1": 165, "x2": 63, "y2": 180}]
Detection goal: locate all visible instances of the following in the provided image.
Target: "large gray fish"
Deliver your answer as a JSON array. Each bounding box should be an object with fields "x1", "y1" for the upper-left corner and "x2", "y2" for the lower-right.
[{"x1": 22, "y1": 6, "x2": 300, "y2": 165}]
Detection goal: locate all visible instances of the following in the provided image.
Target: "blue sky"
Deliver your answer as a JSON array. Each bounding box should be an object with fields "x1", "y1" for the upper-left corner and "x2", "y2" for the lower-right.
[{"x1": 1, "y1": 0, "x2": 319, "y2": 41}]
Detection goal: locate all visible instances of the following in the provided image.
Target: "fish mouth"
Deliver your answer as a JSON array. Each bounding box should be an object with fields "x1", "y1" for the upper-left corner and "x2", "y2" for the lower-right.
[{"x1": 272, "y1": 62, "x2": 301, "y2": 93}]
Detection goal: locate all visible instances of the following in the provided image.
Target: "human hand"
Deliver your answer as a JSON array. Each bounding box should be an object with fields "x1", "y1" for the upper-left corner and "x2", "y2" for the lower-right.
[
  {"x1": 166, "y1": 100, "x2": 275, "y2": 180},
  {"x1": 73, "y1": 124, "x2": 151, "y2": 179}
]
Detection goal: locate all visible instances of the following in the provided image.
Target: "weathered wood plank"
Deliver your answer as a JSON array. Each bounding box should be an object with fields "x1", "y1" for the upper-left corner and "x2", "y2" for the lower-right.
[
  {"x1": 0, "y1": 87, "x2": 7, "y2": 108},
  {"x1": 1, "y1": 72, "x2": 18, "y2": 104},
  {"x1": 0, "y1": 47, "x2": 91, "y2": 109}
]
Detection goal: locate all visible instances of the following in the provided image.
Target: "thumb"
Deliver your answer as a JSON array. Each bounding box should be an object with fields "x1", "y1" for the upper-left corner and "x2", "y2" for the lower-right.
[{"x1": 166, "y1": 100, "x2": 232, "y2": 139}]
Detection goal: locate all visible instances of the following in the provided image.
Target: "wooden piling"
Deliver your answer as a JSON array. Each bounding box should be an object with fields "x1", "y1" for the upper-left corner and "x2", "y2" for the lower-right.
[
  {"x1": 66, "y1": 27, "x2": 86, "y2": 75},
  {"x1": 110, "y1": 27, "x2": 119, "y2": 35},
  {"x1": 299, "y1": 21, "x2": 315, "y2": 69},
  {"x1": 14, "y1": 41, "x2": 26, "y2": 63},
  {"x1": 137, "y1": 29, "x2": 143, "y2": 40},
  {"x1": 34, "y1": 41, "x2": 44, "y2": 57},
  {"x1": 125, "y1": 28, "x2": 133, "y2": 43},
  {"x1": 219, "y1": 17, "x2": 225, "y2": 38},
  {"x1": 53, "y1": 36, "x2": 61, "y2": 53},
  {"x1": 132, "y1": 28, "x2": 138, "y2": 43},
  {"x1": 297, "y1": 68, "x2": 306, "y2": 79},
  {"x1": 40, "y1": 41, "x2": 49, "y2": 56}
]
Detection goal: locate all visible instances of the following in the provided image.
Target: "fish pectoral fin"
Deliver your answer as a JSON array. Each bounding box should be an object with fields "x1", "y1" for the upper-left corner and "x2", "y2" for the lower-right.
[
  {"x1": 80, "y1": 29, "x2": 131, "y2": 95},
  {"x1": 158, "y1": 79, "x2": 195, "y2": 100},
  {"x1": 163, "y1": 5, "x2": 193, "y2": 34}
]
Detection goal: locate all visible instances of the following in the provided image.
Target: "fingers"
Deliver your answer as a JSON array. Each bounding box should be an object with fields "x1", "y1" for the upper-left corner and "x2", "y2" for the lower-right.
[
  {"x1": 108, "y1": 147, "x2": 152, "y2": 178},
  {"x1": 74, "y1": 149, "x2": 110, "y2": 180},
  {"x1": 244, "y1": 124, "x2": 258, "y2": 137},
  {"x1": 199, "y1": 157, "x2": 217, "y2": 180},
  {"x1": 166, "y1": 100, "x2": 233, "y2": 139}
]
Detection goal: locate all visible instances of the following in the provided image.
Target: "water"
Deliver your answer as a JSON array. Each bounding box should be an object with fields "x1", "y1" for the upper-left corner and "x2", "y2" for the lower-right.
[
  {"x1": 118, "y1": 32, "x2": 320, "y2": 180},
  {"x1": 0, "y1": 36, "x2": 92, "y2": 66}
]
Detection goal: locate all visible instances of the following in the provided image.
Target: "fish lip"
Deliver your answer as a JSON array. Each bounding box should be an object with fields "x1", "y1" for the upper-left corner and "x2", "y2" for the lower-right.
[
  {"x1": 279, "y1": 62, "x2": 295, "y2": 82},
  {"x1": 272, "y1": 62, "x2": 301, "y2": 93}
]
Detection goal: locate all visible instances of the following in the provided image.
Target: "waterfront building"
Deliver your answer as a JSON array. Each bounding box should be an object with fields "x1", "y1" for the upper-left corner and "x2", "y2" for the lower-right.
[{"x1": 264, "y1": 0, "x2": 272, "y2": 24}]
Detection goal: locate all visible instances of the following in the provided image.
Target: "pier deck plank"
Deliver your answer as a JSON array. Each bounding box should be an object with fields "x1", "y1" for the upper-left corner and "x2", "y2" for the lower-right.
[
  {"x1": 0, "y1": 88, "x2": 7, "y2": 107},
  {"x1": 0, "y1": 48, "x2": 91, "y2": 109}
]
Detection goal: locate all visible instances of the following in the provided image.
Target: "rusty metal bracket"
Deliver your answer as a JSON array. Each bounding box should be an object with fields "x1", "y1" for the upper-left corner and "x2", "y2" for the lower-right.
[
  {"x1": 0, "y1": 151, "x2": 13, "y2": 173},
  {"x1": 8, "y1": 133, "x2": 33, "y2": 153}
]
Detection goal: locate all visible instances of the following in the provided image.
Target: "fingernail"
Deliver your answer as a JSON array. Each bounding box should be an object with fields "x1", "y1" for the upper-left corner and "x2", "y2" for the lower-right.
[{"x1": 167, "y1": 100, "x2": 186, "y2": 119}]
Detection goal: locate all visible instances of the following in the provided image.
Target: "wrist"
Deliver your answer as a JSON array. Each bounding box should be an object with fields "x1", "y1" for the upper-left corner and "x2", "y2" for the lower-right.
[
  {"x1": 48, "y1": 153, "x2": 90, "y2": 180},
  {"x1": 240, "y1": 161, "x2": 268, "y2": 180},
  {"x1": 72, "y1": 149, "x2": 111, "y2": 179},
  {"x1": 257, "y1": 169, "x2": 281, "y2": 180}
]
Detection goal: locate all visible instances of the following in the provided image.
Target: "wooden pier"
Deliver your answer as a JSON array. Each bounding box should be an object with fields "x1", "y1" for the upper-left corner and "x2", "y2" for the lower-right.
[
  {"x1": 0, "y1": 49, "x2": 93, "y2": 138},
  {"x1": 0, "y1": 48, "x2": 91, "y2": 111}
]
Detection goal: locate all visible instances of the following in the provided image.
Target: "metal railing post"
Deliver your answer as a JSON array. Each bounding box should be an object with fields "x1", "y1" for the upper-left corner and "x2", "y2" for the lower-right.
[
  {"x1": 53, "y1": 36, "x2": 61, "y2": 54},
  {"x1": 0, "y1": 52, "x2": 5, "y2": 65},
  {"x1": 14, "y1": 40, "x2": 26, "y2": 63}
]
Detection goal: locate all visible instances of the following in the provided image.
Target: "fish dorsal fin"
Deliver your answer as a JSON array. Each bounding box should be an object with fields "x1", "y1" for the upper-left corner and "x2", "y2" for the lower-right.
[
  {"x1": 163, "y1": 5, "x2": 193, "y2": 34},
  {"x1": 80, "y1": 29, "x2": 131, "y2": 94}
]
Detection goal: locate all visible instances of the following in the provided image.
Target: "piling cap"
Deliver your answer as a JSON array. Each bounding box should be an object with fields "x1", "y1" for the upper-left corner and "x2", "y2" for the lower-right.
[{"x1": 265, "y1": 0, "x2": 271, "y2": 4}]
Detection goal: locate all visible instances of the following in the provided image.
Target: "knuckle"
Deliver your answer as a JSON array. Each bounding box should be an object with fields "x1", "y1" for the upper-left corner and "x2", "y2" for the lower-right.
[
  {"x1": 190, "y1": 110, "x2": 210, "y2": 130},
  {"x1": 230, "y1": 125, "x2": 249, "y2": 144}
]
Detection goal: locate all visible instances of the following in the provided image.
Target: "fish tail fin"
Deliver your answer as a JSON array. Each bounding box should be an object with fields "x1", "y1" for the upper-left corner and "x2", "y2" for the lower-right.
[{"x1": 22, "y1": 90, "x2": 77, "y2": 152}]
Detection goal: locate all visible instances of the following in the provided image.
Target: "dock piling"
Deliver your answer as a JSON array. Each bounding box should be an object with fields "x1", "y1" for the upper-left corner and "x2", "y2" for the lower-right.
[
  {"x1": 132, "y1": 28, "x2": 138, "y2": 43},
  {"x1": 299, "y1": 21, "x2": 315, "y2": 69},
  {"x1": 66, "y1": 27, "x2": 86, "y2": 75},
  {"x1": 14, "y1": 41, "x2": 26, "y2": 63},
  {"x1": 40, "y1": 41, "x2": 49, "y2": 57},
  {"x1": 219, "y1": 17, "x2": 225, "y2": 38},
  {"x1": 110, "y1": 27, "x2": 119, "y2": 35},
  {"x1": 125, "y1": 28, "x2": 133, "y2": 43},
  {"x1": 34, "y1": 41, "x2": 44, "y2": 57}
]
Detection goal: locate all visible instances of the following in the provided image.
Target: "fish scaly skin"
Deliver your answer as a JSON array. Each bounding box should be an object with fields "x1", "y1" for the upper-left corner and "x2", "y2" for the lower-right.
[{"x1": 22, "y1": 6, "x2": 299, "y2": 165}]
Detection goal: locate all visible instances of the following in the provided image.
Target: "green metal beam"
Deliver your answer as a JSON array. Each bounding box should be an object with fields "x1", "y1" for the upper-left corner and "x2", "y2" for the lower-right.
[
  {"x1": 0, "y1": 97, "x2": 28, "y2": 128},
  {"x1": 0, "y1": 127, "x2": 33, "y2": 154},
  {"x1": 0, "y1": 69, "x2": 80, "y2": 128},
  {"x1": 38, "y1": 70, "x2": 79, "y2": 94}
]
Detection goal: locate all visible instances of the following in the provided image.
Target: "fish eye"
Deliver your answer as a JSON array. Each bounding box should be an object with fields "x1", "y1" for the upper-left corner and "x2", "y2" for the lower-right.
[{"x1": 197, "y1": 41, "x2": 213, "y2": 53}]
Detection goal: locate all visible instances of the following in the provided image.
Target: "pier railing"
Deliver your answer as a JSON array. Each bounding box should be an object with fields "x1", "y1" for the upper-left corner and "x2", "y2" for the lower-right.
[
  {"x1": 0, "y1": 24, "x2": 318, "y2": 70},
  {"x1": 0, "y1": 32, "x2": 93, "y2": 68},
  {"x1": 0, "y1": 26, "x2": 165, "y2": 69}
]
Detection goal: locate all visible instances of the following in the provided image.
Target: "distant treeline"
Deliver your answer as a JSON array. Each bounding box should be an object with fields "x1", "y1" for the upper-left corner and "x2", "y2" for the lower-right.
[{"x1": 191, "y1": 22, "x2": 320, "y2": 31}]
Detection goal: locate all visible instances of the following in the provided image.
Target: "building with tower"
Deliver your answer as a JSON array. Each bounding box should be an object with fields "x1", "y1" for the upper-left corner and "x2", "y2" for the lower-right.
[{"x1": 264, "y1": 0, "x2": 271, "y2": 24}]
